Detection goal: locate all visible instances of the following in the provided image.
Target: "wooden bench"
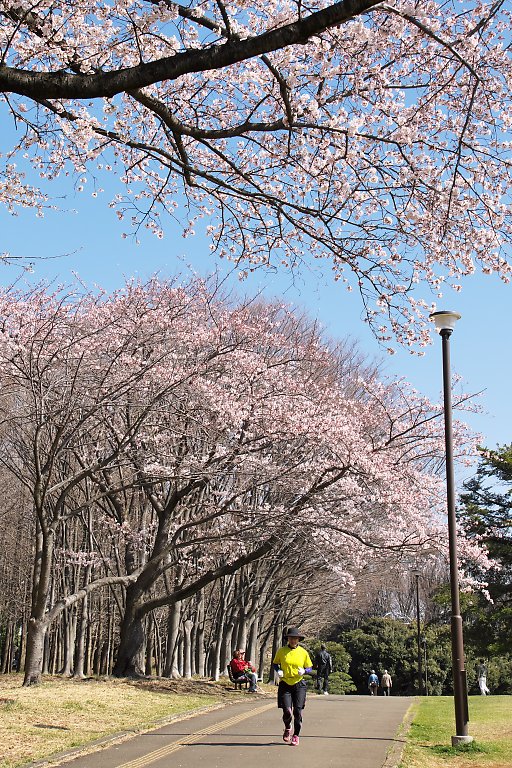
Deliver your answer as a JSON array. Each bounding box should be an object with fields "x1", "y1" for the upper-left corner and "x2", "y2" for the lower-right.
[{"x1": 227, "y1": 665, "x2": 250, "y2": 690}]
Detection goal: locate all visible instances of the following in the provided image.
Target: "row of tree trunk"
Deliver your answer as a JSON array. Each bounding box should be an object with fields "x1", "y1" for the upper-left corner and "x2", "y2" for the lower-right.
[
  {"x1": 0, "y1": 283, "x2": 451, "y2": 685},
  {"x1": 0, "y1": 549, "x2": 329, "y2": 682}
]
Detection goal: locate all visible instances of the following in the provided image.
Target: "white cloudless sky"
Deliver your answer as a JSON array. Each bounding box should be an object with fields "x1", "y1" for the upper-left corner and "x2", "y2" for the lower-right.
[{"x1": 1, "y1": 182, "x2": 510, "y2": 484}]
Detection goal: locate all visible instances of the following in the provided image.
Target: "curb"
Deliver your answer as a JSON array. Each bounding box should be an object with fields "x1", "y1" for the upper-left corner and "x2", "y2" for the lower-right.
[{"x1": 382, "y1": 699, "x2": 417, "y2": 768}]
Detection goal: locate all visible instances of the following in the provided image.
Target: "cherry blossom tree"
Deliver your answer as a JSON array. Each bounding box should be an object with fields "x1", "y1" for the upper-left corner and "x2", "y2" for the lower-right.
[
  {"x1": 0, "y1": 276, "x2": 247, "y2": 683},
  {"x1": 1, "y1": 1, "x2": 511, "y2": 343},
  {"x1": 0, "y1": 278, "x2": 489, "y2": 684},
  {"x1": 107, "y1": 290, "x2": 487, "y2": 675}
]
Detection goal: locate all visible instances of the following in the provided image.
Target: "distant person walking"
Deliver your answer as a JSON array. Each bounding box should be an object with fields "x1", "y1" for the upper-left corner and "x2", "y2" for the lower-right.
[
  {"x1": 273, "y1": 627, "x2": 313, "y2": 747},
  {"x1": 476, "y1": 659, "x2": 491, "y2": 695},
  {"x1": 315, "y1": 644, "x2": 333, "y2": 695},
  {"x1": 368, "y1": 669, "x2": 379, "y2": 695},
  {"x1": 381, "y1": 670, "x2": 392, "y2": 696}
]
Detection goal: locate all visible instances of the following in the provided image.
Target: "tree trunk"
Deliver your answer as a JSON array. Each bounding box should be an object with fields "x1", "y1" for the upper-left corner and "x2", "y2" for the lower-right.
[
  {"x1": 211, "y1": 639, "x2": 222, "y2": 681},
  {"x1": 235, "y1": 603, "x2": 248, "y2": 651},
  {"x1": 195, "y1": 592, "x2": 205, "y2": 676},
  {"x1": 100, "y1": 641, "x2": 109, "y2": 675},
  {"x1": 145, "y1": 615, "x2": 154, "y2": 676},
  {"x1": 1, "y1": 621, "x2": 13, "y2": 673},
  {"x1": 23, "y1": 524, "x2": 55, "y2": 686},
  {"x1": 23, "y1": 618, "x2": 47, "y2": 685},
  {"x1": 60, "y1": 608, "x2": 77, "y2": 676},
  {"x1": 74, "y1": 553, "x2": 93, "y2": 678},
  {"x1": 247, "y1": 615, "x2": 259, "y2": 666},
  {"x1": 190, "y1": 619, "x2": 197, "y2": 677},
  {"x1": 92, "y1": 603, "x2": 102, "y2": 676},
  {"x1": 113, "y1": 604, "x2": 145, "y2": 677},
  {"x1": 163, "y1": 601, "x2": 182, "y2": 678},
  {"x1": 183, "y1": 619, "x2": 193, "y2": 679},
  {"x1": 221, "y1": 621, "x2": 234, "y2": 675},
  {"x1": 74, "y1": 594, "x2": 89, "y2": 678},
  {"x1": 269, "y1": 618, "x2": 282, "y2": 682},
  {"x1": 178, "y1": 632, "x2": 184, "y2": 675},
  {"x1": 154, "y1": 617, "x2": 162, "y2": 677},
  {"x1": 18, "y1": 619, "x2": 27, "y2": 673},
  {"x1": 106, "y1": 609, "x2": 115, "y2": 675},
  {"x1": 49, "y1": 620, "x2": 59, "y2": 674}
]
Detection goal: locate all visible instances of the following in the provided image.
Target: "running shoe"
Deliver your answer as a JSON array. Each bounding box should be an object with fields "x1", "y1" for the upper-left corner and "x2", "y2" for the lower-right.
[
  {"x1": 290, "y1": 735, "x2": 299, "y2": 746},
  {"x1": 282, "y1": 728, "x2": 292, "y2": 743}
]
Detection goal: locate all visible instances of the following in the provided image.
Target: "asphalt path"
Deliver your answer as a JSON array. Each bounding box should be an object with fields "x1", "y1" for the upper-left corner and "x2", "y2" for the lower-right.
[{"x1": 51, "y1": 693, "x2": 413, "y2": 768}]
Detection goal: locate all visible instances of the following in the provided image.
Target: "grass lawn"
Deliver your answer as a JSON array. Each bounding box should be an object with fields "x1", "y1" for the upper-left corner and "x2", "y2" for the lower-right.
[
  {"x1": 0, "y1": 673, "x2": 254, "y2": 768},
  {"x1": 400, "y1": 696, "x2": 512, "y2": 768}
]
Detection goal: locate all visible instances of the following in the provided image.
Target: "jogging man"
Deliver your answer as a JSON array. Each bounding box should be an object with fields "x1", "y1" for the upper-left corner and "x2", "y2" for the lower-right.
[{"x1": 273, "y1": 627, "x2": 313, "y2": 747}]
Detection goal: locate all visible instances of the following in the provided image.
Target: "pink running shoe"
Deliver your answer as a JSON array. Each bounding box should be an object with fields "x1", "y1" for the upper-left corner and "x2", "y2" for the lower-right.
[
  {"x1": 290, "y1": 735, "x2": 300, "y2": 746},
  {"x1": 282, "y1": 728, "x2": 292, "y2": 743}
]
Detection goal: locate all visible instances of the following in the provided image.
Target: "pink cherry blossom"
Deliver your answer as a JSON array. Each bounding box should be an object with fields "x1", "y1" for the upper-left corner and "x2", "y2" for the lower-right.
[{"x1": 0, "y1": 1, "x2": 511, "y2": 344}]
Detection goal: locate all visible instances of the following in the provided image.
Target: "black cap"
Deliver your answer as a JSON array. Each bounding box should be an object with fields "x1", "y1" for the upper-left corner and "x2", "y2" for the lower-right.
[{"x1": 286, "y1": 627, "x2": 305, "y2": 640}]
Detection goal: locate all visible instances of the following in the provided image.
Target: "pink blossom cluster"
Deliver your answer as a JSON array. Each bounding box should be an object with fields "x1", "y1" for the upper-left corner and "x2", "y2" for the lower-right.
[
  {"x1": 0, "y1": 277, "x2": 488, "y2": 586},
  {"x1": 1, "y1": 1, "x2": 511, "y2": 344}
]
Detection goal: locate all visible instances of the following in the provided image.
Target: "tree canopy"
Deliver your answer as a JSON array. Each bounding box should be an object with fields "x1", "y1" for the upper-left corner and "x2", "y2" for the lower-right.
[
  {"x1": 0, "y1": 278, "x2": 487, "y2": 682},
  {"x1": 1, "y1": 1, "x2": 511, "y2": 344},
  {"x1": 458, "y1": 444, "x2": 512, "y2": 655}
]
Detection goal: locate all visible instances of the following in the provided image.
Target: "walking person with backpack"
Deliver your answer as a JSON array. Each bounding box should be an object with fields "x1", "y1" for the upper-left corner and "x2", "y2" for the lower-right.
[
  {"x1": 315, "y1": 644, "x2": 333, "y2": 695},
  {"x1": 368, "y1": 669, "x2": 379, "y2": 695}
]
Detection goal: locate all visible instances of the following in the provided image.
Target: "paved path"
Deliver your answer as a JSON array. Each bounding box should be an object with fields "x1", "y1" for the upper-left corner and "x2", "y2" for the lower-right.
[{"x1": 51, "y1": 694, "x2": 413, "y2": 768}]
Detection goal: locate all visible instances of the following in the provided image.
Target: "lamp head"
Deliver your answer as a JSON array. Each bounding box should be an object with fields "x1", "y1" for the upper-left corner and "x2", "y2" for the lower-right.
[{"x1": 429, "y1": 310, "x2": 461, "y2": 335}]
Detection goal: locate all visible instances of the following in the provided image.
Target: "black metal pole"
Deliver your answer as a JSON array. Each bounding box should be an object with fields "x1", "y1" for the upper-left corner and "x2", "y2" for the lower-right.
[
  {"x1": 440, "y1": 328, "x2": 471, "y2": 743},
  {"x1": 414, "y1": 573, "x2": 423, "y2": 695}
]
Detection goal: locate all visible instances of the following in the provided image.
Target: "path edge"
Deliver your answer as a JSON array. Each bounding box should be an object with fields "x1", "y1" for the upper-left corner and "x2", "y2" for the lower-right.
[
  {"x1": 382, "y1": 698, "x2": 418, "y2": 768},
  {"x1": 22, "y1": 698, "x2": 242, "y2": 768}
]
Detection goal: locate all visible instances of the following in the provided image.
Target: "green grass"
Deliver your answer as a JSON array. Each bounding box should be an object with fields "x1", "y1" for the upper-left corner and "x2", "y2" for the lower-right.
[{"x1": 400, "y1": 696, "x2": 512, "y2": 768}]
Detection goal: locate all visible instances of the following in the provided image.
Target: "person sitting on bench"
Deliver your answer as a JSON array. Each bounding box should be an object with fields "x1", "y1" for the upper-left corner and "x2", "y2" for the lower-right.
[{"x1": 230, "y1": 649, "x2": 258, "y2": 692}]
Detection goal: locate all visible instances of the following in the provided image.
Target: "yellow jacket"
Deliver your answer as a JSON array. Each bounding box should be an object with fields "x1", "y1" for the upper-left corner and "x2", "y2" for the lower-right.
[{"x1": 273, "y1": 645, "x2": 313, "y2": 685}]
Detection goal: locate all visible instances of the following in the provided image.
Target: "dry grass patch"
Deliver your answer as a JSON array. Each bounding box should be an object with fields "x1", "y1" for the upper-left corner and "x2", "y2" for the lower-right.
[{"x1": 0, "y1": 674, "x2": 241, "y2": 768}]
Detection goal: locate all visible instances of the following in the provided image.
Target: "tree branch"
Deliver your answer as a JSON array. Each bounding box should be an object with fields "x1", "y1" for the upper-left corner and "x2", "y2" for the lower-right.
[{"x1": 0, "y1": 1, "x2": 383, "y2": 98}]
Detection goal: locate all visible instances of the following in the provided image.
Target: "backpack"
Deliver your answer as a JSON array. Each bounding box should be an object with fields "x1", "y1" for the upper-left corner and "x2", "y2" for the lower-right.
[{"x1": 317, "y1": 649, "x2": 332, "y2": 671}]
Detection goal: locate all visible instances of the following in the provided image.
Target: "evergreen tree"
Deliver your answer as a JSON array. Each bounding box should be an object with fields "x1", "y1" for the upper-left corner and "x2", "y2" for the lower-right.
[
  {"x1": 459, "y1": 445, "x2": 512, "y2": 656},
  {"x1": 336, "y1": 617, "x2": 453, "y2": 695}
]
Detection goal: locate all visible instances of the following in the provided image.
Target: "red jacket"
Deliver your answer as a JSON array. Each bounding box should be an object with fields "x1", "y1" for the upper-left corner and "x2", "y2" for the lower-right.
[{"x1": 231, "y1": 658, "x2": 256, "y2": 675}]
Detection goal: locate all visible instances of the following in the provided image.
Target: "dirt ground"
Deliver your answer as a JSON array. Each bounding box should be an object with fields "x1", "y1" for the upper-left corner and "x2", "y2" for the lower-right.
[{"x1": 126, "y1": 675, "x2": 275, "y2": 698}]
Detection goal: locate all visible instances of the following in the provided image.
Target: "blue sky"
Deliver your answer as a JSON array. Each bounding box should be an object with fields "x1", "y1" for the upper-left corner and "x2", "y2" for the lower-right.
[{"x1": 1, "y1": 181, "x2": 510, "y2": 485}]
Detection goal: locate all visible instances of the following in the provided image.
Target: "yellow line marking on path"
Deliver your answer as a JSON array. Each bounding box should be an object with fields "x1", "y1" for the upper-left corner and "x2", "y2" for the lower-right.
[{"x1": 116, "y1": 701, "x2": 274, "y2": 768}]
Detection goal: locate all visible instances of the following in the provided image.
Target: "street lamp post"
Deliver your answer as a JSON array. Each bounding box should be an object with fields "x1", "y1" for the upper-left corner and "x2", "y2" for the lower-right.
[
  {"x1": 429, "y1": 310, "x2": 473, "y2": 746},
  {"x1": 412, "y1": 570, "x2": 423, "y2": 696}
]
